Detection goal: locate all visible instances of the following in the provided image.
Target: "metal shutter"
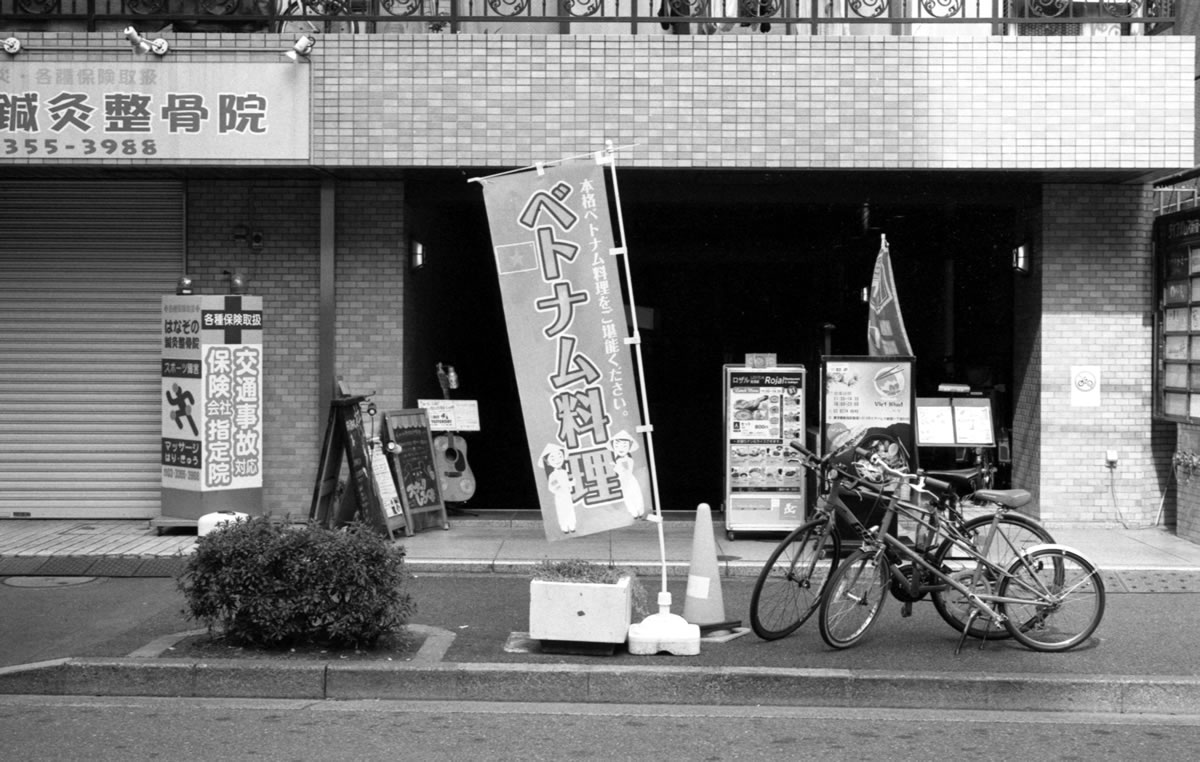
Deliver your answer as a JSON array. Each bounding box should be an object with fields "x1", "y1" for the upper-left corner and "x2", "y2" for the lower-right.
[{"x1": 0, "y1": 180, "x2": 184, "y2": 519}]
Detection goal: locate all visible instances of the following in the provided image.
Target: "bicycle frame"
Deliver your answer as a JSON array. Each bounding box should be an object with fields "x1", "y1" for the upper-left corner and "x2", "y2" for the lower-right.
[{"x1": 856, "y1": 489, "x2": 1084, "y2": 652}]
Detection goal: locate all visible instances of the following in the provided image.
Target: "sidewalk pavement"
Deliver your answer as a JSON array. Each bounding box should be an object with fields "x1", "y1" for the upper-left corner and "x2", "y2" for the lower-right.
[{"x1": 3, "y1": 512, "x2": 1200, "y2": 714}]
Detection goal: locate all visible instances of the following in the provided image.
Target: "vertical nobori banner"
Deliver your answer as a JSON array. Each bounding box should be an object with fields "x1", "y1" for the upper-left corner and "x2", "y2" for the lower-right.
[{"x1": 481, "y1": 160, "x2": 650, "y2": 541}]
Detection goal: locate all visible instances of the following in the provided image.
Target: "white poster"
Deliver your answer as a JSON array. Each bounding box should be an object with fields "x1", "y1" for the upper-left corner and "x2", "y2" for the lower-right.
[{"x1": 1070, "y1": 366, "x2": 1101, "y2": 407}]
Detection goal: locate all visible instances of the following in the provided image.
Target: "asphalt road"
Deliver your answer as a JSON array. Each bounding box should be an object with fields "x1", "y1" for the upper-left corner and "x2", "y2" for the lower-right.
[
  {"x1": 3, "y1": 696, "x2": 1199, "y2": 761},
  {"x1": 3, "y1": 573, "x2": 1198, "y2": 680}
]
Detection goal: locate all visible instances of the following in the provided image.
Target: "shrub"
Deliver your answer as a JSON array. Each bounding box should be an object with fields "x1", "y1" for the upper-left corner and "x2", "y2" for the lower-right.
[{"x1": 177, "y1": 518, "x2": 416, "y2": 649}]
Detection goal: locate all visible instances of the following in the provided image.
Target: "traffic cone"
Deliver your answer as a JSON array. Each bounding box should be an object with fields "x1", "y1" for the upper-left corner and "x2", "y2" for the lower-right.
[{"x1": 683, "y1": 502, "x2": 732, "y2": 631}]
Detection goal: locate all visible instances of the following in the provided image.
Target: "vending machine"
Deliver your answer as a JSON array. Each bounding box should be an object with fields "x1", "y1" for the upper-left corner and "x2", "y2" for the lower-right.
[{"x1": 722, "y1": 364, "x2": 806, "y2": 540}]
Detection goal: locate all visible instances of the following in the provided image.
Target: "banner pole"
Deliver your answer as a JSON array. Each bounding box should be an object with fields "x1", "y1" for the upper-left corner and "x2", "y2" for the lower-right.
[
  {"x1": 599, "y1": 146, "x2": 669, "y2": 597},
  {"x1": 602, "y1": 144, "x2": 700, "y2": 654}
]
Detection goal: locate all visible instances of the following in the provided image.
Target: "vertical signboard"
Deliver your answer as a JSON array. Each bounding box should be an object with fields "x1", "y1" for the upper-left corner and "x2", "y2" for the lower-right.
[
  {"x1": 723, "y1": 365, "x2": 806, "y2": 538},
  {"x1": 820, "y1": 356, "x2": 916, "y2": 537},
  {"x1": 480, "y1": 159, "x2": 650, "y2": 541},
  {"x1": 161, "y1": 294, "x2": 263, "y2": 522}
]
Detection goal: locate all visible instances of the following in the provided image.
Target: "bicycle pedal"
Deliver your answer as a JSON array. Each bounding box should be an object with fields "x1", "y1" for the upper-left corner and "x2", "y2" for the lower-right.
[{"x1": 900, "y1": 601, "x2": 912, "y2": 618}]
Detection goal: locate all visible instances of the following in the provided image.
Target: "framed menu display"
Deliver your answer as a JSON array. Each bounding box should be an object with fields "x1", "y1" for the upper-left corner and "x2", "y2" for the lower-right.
[
  {"x1": 916, "y1": 397, "x2": 995, "y2": 447},
  {"x1": 722, "y1": 364, "x2": 806, "y2": 539}
]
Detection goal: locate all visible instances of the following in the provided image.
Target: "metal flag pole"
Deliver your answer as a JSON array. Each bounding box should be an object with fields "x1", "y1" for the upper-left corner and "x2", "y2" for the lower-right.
[{"x1": 599, "y1": 142, "x2": 700, "y2": 655}]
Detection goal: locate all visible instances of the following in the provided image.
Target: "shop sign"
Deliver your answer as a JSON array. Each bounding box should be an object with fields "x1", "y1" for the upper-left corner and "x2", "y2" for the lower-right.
[
  {"x1": 1, "y1": 62, "x2": 309, "y2": 160},
  {"x1": 162, "y1": 295, "x2": 263, "y2": 493},
  {"x1": 480, "y1": 159, "x2": 650, "y2": 541}
]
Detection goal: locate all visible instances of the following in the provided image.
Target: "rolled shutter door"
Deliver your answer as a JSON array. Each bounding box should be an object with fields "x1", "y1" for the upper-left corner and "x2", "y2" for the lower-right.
[{"x1": 0, "y1": 180, "x2": 184, "y2": 519}]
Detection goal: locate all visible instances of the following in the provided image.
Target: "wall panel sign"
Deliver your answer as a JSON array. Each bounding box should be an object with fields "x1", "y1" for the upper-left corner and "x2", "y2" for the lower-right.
[
  {"x1": 1, "y1": 62, "x2": 309, "y2": 161},
  {"x1": 1154, "y1": 208, "x2": 1200, "y2": 423},
  {"x1": 161, "y1": 294, "x2": 263, "y2": 520}
]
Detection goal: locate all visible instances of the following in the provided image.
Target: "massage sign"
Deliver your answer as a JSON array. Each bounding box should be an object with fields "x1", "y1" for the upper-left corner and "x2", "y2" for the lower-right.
[
  {"x1": 480, "y1": 158, "x2": 651, "y2": 541},
  {"x1": 161, "y1": 294, "x2": 264, "y2": 519}
]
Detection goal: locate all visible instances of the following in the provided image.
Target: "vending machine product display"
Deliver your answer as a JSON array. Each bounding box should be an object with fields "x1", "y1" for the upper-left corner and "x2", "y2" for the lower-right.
[{"x1": 722, "y1": 365, "x2": 806, "y2": 540}]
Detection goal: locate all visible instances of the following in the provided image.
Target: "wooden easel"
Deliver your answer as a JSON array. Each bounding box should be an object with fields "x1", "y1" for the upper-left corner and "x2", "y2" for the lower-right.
[{"x1": 309, "y1": 387, "x2": 407, "y2": 540}]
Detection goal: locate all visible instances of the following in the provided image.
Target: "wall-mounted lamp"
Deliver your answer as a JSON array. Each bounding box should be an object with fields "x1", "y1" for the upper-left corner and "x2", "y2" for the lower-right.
[
  {"x1": 2, "y1": 37, "x2": 21, "y2": 56},
  {"x1": 410, "y1": 240, "x2": 426, "y2": 271},
  {"x1": 286, "y1": 35, "x2": 316, "y2": 62},
  {"x1": 224, "y1": 270, "x2": 249, "y2": 295},
  {"x1": 124, "y1": 27, "x2": 169, "y2": 57},
  {"x1": 1012, "y1": 243, "x2": 1030, "y2": 274},
  {"x1": 176, "y1": 275, "x2": 195, "y2": 295}
]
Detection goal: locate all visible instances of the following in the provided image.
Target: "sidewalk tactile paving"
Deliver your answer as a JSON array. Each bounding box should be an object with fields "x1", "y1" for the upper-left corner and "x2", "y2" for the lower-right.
[
  {"x1": 1114, "y1": 570, "x2": 1200, "y2": 593},
  {"x1": 85, "y1": 557, "x2": 146, "y2": 577},
  {"x1": 34, "y1": 556, "x2": 100, "y2": 576},
  {"x1": 134, "y1": 557, "x2": 188, "y2": 577},
  {"x1": 0, "y1": 556, "x2": 49, "y2": 576}
]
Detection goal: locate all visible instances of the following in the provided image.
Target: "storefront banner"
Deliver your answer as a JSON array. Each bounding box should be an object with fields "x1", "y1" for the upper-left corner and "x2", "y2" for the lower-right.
[
  {"x1": 480, "y1": 160, "x2": 650, "y2": 541},
  {"x1": 867, "y1": 235, "x2": 913, "y2": 357},
  {"x1": 162, "y1": 295, "x2": 264, "y2": 493},
  {"x1": 1, "y1": 62, "x2": 308, "y2": 161}
]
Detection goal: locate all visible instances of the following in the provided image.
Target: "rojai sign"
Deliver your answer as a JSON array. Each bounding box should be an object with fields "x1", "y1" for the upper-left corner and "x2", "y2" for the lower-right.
[
  {"x1": 161, "y1": 294, "x2": 264, "y2": 522},
  {"x1": 0, "y1": 62, "x2": 309, "y2": 161}
]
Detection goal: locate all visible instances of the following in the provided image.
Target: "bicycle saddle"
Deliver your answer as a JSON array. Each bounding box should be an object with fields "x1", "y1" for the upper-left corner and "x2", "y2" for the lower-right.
[
  {"x1": 970, "y1": 488, "x2": 1032, "y2": 509},
  {"x1": 922, "y1": 467, "x2": 980, "y2": 497}
]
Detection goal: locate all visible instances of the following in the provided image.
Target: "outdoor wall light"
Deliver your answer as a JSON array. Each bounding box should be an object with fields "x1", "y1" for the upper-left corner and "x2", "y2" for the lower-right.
[
  {"x1": 175, "y1": 275, "x2": 195, "y2": 295},
  {"x1": 224, "y1": 270, "x2": 249, "y2": 294},
  {"x1": 2, "y1": 37, "x2": 21, "y2": 56},
  {"x1": 124, "y1": 27, "x2": 169, "y2": 57},
  {"x1": 410, "y1": 240, "x2": 426, "y2": 271},
  {"x1": 286, "y1": 35, "x2": 316, "y2": 62},
  {"x1": 1012, "y1": 243, "x2": 1030, "y2": 274}
]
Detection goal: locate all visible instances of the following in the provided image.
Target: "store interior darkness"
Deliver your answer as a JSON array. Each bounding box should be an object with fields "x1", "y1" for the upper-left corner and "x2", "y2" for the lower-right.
[{"x1": 404, "y1": 169, "x2": 1032, "y2": 513}]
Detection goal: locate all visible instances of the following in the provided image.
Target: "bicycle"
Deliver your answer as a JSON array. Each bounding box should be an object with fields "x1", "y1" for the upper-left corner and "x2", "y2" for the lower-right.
[
  {"x1": 817, "y1": 456, "x2": 1105, "y2": 653},
  {"x1": 749, "y1": 439, "x2": 1054, "y2": 642}
]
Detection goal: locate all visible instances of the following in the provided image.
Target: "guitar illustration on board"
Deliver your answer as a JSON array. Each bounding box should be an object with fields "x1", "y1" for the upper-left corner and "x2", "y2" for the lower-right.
[{"x1": 434, "y1": 363, "x2": 476, "y2": 503}]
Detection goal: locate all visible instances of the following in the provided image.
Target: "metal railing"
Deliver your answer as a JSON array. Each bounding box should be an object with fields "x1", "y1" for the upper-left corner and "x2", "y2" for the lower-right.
[{"x1": 0, "y1": 0, "x2": 1177, "y2": 36}]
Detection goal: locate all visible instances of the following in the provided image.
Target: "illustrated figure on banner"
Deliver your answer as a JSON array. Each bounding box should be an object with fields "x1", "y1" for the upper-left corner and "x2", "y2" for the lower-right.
[
  {"x1": 607, "y1": 430, "x2": 646, "y2": 519},
  {"x1": 539, "y1": 443, "x2": 576, "y2": 533}
]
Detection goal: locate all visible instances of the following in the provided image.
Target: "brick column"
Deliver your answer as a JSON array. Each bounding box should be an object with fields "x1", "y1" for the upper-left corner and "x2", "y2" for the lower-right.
[{"x1": 1013, "y1": 184, "x2": 1173, "y2": 528}]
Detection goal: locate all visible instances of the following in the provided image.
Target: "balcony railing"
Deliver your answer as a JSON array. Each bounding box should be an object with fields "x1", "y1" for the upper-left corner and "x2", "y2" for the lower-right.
[{"x1": 0, "y1": 0, "x2": 1176, "y2": 36}]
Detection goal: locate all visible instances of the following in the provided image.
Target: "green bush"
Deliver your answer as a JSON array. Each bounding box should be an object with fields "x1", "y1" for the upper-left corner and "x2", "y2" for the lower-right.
[{"x1": 177, "y1": 518, "x2": 416, "y2": 649}]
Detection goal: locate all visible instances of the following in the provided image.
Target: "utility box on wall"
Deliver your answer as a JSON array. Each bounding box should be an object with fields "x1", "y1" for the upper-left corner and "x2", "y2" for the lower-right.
[{"x1": 159, "y1": 294, "x2": 264, "y2": 525}]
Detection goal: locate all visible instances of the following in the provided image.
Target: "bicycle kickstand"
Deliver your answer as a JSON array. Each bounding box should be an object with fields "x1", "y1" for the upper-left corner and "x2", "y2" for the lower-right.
[{"x1": 955, "y1": 610, "x2": 981, "y2": 656}]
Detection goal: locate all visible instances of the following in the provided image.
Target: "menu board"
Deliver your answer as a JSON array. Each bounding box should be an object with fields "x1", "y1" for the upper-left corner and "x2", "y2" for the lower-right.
[
  {"x1": 381, "y1": 409, "x2": 449, "y2": 532},
  {"x1": 723, "y1": 365, "x2": 806, "y2": 535},
  {"x1": 916, "y1": 396, "x2": 995, "y2": 447},
  {"x1": 821, "y1": 356, "x2": 915, "y2": 459}
]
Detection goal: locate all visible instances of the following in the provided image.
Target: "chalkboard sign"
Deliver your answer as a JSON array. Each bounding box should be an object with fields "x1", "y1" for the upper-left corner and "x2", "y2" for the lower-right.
[
  {"x1": 309, "y1": 392, "x2": 404, "y2": 540},
  {"x1": 382, "y1": 409, "x2": 449, "y2": 533}
]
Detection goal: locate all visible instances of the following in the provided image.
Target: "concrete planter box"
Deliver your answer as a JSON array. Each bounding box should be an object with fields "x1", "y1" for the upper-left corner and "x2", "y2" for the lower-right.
[{"x1": 529, "y1": 576, "x2": 632, "y2": 644}]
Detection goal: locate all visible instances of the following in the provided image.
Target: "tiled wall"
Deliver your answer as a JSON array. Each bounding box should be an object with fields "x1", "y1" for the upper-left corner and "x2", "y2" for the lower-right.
[{"x1": 311, "y1": 34, "x2": 1194, "y2": 170}]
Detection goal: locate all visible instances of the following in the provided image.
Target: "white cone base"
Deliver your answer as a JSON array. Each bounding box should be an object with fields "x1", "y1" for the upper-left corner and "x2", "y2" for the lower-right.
[{"x1": 627, "y1": 613, "x2": 701, "y2": 656}]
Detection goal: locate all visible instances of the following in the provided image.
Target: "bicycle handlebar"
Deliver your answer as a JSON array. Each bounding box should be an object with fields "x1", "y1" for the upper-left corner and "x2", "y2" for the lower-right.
[{"x1": 867, "y1": 454, "x2": 953, "y2": 498}]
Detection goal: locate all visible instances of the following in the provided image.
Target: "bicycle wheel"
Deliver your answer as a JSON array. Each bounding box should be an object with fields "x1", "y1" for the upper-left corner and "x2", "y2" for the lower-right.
[
  {"x1": 749, "y1": 518, "x2": 840, "y2": 640},
  {"x1": 818, "y1": 548, "x2": 888, "y2": 649},
  {"x1": 930, "y1": 513, "x2": 1053, "y2": 640},
  {"x1": 999, "y1": 546, "x2": 1105, "y2": 652}
]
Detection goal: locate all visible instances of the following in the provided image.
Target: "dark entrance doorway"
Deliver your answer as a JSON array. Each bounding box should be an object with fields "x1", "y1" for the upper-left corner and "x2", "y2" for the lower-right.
[{"x1": 404, "y1": 169, "x2": 1031, "y2": 513}]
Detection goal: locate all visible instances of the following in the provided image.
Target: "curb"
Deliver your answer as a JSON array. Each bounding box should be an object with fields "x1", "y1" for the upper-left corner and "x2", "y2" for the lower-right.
[{"x1": 2, "y1": 657, "x2": 1198, "y2": 715}]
